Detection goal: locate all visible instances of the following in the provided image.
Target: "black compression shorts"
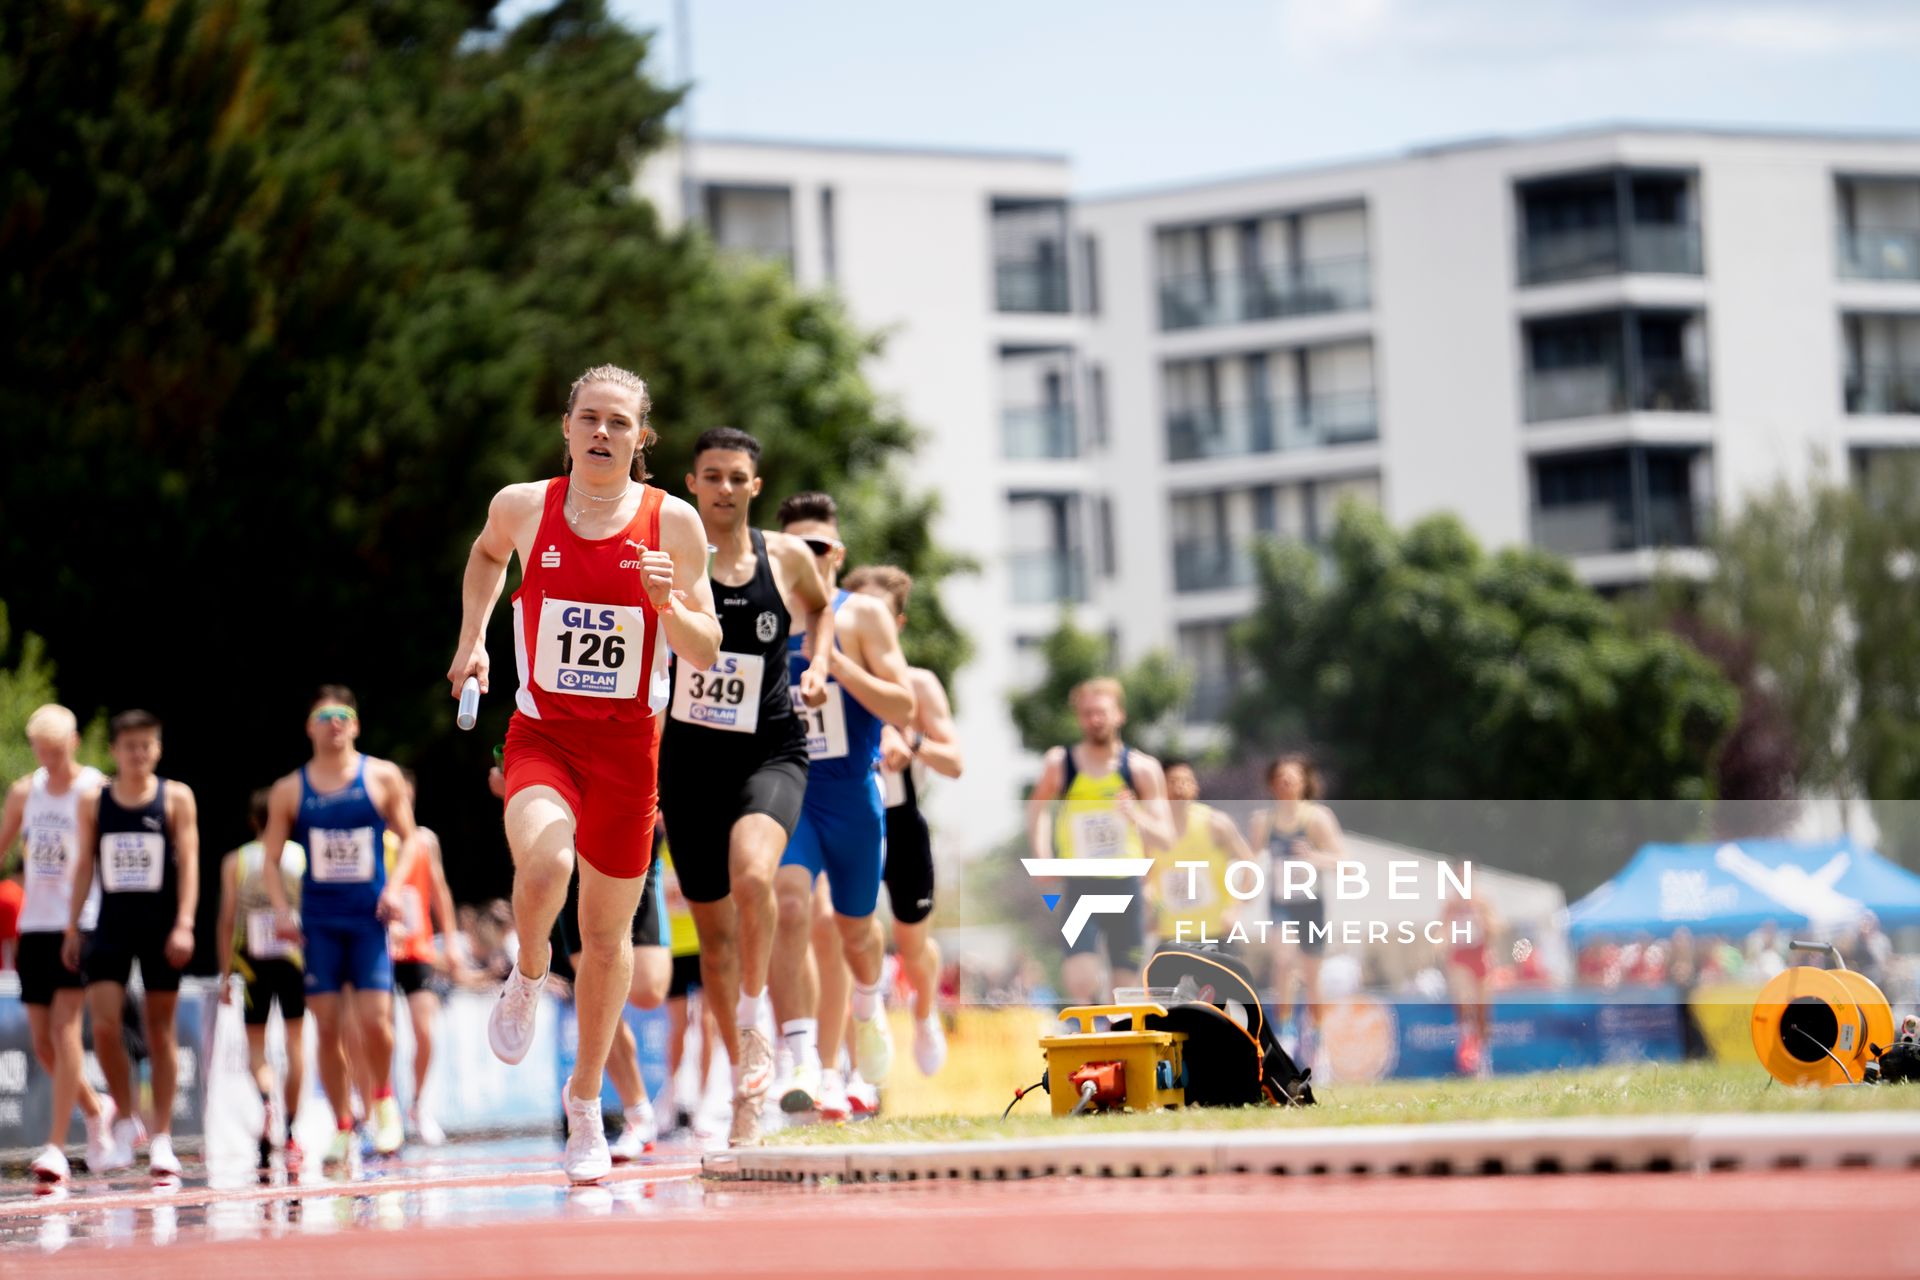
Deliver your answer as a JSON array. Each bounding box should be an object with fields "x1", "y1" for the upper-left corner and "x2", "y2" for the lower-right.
[
  {"x1": 15, "y1": 932, "x2": 86, "y2": 1006},
  {"x1": 237, "y1": 954, "x2": 306, "y2": 1024},
  {"x1": 883, "y1": 804, "x2": 935, "y2": 925},
  {"x1": 669, "y1": 952, "x2": 702, "y2": 999},
  {"x1": 658, "y1": 741, "x2": 809, "y2": 904},
  {"x1": 84, "y1": 915, "x2": 184, "y2": 993}
]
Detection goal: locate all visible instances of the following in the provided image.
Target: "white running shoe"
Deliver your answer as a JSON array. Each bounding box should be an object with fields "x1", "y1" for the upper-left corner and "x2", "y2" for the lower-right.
[
  {"x1": 913, "y1": 1013, "x2": 947, "y2": 1076},
  {"x1": 735, "y1": 1025, "x2": 774, "y2": 1097},
  {"x1": 84, "y1": 1095, "x2": 118, "y2": 1171},
  {"x1": 412, "y1": 1106, "x2": 447, "y2": 1147},
  {"x1": 101, "y1": 1117, "x2": 138, "y2": 1173},
  {"x1": 727, "y1": 1089, "x2": 763, "y2": 1147},
  {"x1": 853, "y1": 1009, "x2": 894, "y2": 1084},
  {"x1": 813, "y1": 1069, "x2": 851, "y2": 1122},
  {"x1": 562, "y1": 1090, "x2": 611, "y2": 1184},
  {"x1": 31, "y1": 1145, "x2": 70, "y2": 1184},
  {"x1": 487, "y1": 961, "x2": 547, "y2": 1065},
  {"x1": 846, "y1": 1072, "x2": 879, "y2": 1117},
  {"x1": 147, "y1": 1133, "x2": 181, "y2": 1178},
  {"x1": 779, "y1": 1059, "x2": 822, "y2": 1115},
  {"x1": 609, "y1": 1100, "x2": 655, "y2": 1163}
]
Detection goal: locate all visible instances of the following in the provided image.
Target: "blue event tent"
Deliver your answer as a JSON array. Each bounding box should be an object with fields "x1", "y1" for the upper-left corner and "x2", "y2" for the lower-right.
[{"x1": 1566, "y1": 837, "x2": 1920, "y2": 943}]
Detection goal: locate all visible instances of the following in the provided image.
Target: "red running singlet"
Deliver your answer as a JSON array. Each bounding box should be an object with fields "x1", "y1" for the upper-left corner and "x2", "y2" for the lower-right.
[{"x1": 511, "y1": 477, "x2": 667, "y2": 724}]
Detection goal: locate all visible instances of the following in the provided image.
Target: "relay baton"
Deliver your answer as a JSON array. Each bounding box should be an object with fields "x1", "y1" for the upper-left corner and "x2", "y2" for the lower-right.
[{"x1": 457, "y1": 675, "x2": 481, "y2": 731}]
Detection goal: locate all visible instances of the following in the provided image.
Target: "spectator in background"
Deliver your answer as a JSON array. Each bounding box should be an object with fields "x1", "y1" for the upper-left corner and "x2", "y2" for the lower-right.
[
  {"x1": 1745, "y1": 921, "x2": 1786, "y2": 980},
  {"x1": 1669, "y1": 928, "x2": 1707, "y2": 1060}
]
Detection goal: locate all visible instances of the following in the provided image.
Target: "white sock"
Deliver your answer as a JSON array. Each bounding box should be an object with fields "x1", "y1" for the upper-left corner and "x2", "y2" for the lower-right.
[
  {"x1": 782, "y1": 1019, "x2": 821, "y2": 1071},
  {"x1": 851, "y1": 979, "x2": 884, "y2": 1021},
  {"x1": 736, "y1": 989, "x2": 764, "y2": 1037}
]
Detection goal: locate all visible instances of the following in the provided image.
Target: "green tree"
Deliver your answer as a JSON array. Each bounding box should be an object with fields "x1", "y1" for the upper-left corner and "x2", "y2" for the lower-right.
[
  {"x1": 1691, "y1": 458, "x2": 1920, "y2": 864},
  {"x1": 1009, "y1": 613, "x2": 1189, "y2": 759},
  {"x1": 0, "y1": 1, "x2": 967, "y2": 903},
  {"x1": 1226, "y1": 506, "x2": 1738, "y2": 891}
]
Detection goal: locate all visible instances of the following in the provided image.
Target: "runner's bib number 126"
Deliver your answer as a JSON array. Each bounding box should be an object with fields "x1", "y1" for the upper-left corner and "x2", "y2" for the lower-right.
[{"x1": 534, "y1": 598, "x2": 647, "y2": 699}]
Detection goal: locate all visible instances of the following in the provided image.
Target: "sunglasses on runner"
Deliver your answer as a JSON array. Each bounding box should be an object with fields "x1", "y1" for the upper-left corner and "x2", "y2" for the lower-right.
[
  {"x1": 310, "y1": 706, "x2": 357, "y2": 724},
  {"x1": 801, "y1": 537, "x2": 842, "y2": 557}
]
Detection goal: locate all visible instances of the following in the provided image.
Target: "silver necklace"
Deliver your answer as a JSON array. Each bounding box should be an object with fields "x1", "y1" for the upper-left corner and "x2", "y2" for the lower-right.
[{"x1": 567, "y1": 479, "x2": 631, "y2": 527}]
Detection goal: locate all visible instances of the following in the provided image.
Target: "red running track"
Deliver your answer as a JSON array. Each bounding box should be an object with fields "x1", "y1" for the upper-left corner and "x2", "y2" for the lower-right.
[{"x1": 6, "y1": 1168, "x2": 1916, "y2": 1280}]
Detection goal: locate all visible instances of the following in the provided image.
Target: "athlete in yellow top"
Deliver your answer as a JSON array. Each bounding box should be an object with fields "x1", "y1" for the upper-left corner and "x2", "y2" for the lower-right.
[
  {"x1": 1152, "y1": 761, "x2": 1254, "y2": 946},
  {"x1": 1024, "y1": 678, "x2": 1174, "y2": 1005}
]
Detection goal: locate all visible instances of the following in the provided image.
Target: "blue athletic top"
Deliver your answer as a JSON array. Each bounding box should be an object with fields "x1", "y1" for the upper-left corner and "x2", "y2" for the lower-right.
[
  {"x1": 294, "y1": 757, "x2": 389, "y2": 923},
  {"x1": 789, "y1": 589, "x2": 886, "y2": 788}
]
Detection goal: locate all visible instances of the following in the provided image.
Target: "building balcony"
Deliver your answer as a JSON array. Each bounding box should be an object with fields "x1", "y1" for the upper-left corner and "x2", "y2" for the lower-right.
[
  {"x1": 1846, "y1": 365, "x2": 1920, "y2": 416},
  {"x1": 1158, "y1": 257, "x2": 1370, "y2": 331},
  {"x1": 1532, "y1": 494, "x2": 1710, "y2": 558},
  {"x1": 1002, "y1": 404, "x2": 1080, "y2": 458},
  {"x1": 1166, "y1": 392, "x2": 1378, "y2": 462},
  {"x1": 1520, "y1": 224, "x2": 1703, "y2": 286},
  {"x1": 1010, "y1": 549, "x2": 1088, "y2": 605},
  {"x1": 1173, "y1": 541, "x2": 1257, "y2": 593},
  {"x1": 1838, "y1": 227, "x2": 1920, "y2": 282},
  {"x1": 996, "y1": 260, "x2": 1072, "y2": 314},
  {"x1": 1525, "y1": 359, "x2": 1710, "y2": 422}
]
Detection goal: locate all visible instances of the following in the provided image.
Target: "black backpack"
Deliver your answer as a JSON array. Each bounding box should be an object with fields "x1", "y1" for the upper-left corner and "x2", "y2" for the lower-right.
[{"x1": 1116, "y1": 942, "x2": 1315, "y2": 1107}]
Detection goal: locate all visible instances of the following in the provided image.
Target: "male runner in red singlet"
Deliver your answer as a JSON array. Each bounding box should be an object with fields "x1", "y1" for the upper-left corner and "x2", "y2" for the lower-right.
[{"x1": 447, "y1": 363, "x2": 720, "y2": 1182}]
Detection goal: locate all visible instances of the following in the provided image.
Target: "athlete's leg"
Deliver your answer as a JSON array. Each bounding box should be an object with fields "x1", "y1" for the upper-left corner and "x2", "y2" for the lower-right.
[
  {"x1": 894, "y1": 919, "x2": 940, "y2": 1021},
  {"x1": 245, "y1": 1023, "x2": 276, "y2": 1099},
  {"x1": 812, "y1": 884, "x2": 851, "y2": 1072},
  {"x1": 27, "y1": 1004, "x2": 54, "y2": 1076},
  {"x1": 143, "y1": 989, "x2": 180, "y2": 1136},
  {"x1": 503, "y1": 786, "x2": 577, "y2": 980},
  {"x1": 688, "y1": 899, "x2": 740, "y2": 1054},
  {"x1": 724, "y1": 813, "x2": 785, "y2": 1029},
  {"x1": 38, "y1": 994, "x2": 101, "y2": 1149},
  {"x1": 604, "y1": 1011, "x2": 646, "y2": 1110},
  {"x1": 567, "y1": 858, "x2": 646, "y2": 1103},
  {"x1": 342, "y1": 999, "x2": 377, "y2": 1114},
  {"x1": 768, "y1": 863, "x2": 820, "y2": 1030},
  {"x1": 86, "y1": 983, "x2": 135, "y2": 1119},
  {"x1": 282, "y1": 1017, "x2": 306, "y2": 1128},
  {"x1": 631, "y1": 947, "x2": 670, "y2": 1012},
  {"x1": 406, "y1": 989, "x2": 439, "y2": 1099},
  {"x1": 352, "y1": 989, "x2": 397, "y2": 1092},
  {"x1": 307, "y1": 994, "x2": 353, "y2": 1127}
]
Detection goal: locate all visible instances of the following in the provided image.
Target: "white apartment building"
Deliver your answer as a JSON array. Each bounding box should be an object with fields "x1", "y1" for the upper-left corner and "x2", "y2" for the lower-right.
[{"x1": 640, "y1": 126, "x2": 1920, "y2": 854}]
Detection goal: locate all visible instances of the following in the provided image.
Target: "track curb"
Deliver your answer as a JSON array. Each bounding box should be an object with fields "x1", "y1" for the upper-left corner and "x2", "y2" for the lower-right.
[{"x1": 702, "y1": 1112, "x2": 1920, "y2": 1183}]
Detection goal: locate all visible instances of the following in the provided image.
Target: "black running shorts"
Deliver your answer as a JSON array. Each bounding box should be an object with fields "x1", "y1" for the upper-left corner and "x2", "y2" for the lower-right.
[
  {"x1": 15, "y1": 932, "x2": 86, "y2": 1006},
  {"x1": 883, "y1": 804, "x2": 936, "y2": 926},
  {"x1": 658, "y1": 740, "x2": 809, "y2": 905},
  {"x1": 84, "y1": 914, "x2": 184, "y2": 993},
  {"x1": 237, "y1": 954, "x2": 306, "y2": 1025},
  {"x1": 668, "y1": 952, "x2": 702, "y2": 999}
]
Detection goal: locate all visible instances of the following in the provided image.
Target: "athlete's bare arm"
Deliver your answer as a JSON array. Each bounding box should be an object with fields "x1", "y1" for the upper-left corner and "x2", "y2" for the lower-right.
[
  {"x1": 906, "y1": 668, "x2": 963, "y2": 779},
  {"x1": 768, "y1": 531, "x2": 833, "y2": 707},
  {"x1": 653, "y1": 496, "x2": 722, "y2": 671},
  {"x1": 369, "y1": 758, "x2": 419, "y2": 925},
  {"x1": 261, "y1": 774, "x2": 304, "y2": 939},
  {"x1": 0, "y1": 777, "x2": 27, "y2": 860},
  {"x1": 165, "y1": 781, "x2": 199, "y2": 968},
  {"x1": 1209, "y1": 808, "x2": 1255, "y2": 862},
  {"x1": 421, "y1": 831, "x2": 463, "y2": 972},
  {"x1": 828, "y1": 593, "x2": 916, "y2": 727},
  {"x1": 215, "y1": 850, "x2": 241, "y2": 990},
  {"x1": 447, "y1": 482, "x2": 546, "y2": 696},
  {"x1": 59, "y1": 779, "x2": 101, "y2": 970},
  {"x1": 1304, "y1": 803, "x2": 1345, "y2": 868},
  {"x1": 1116, "y1": 753, "x2": 1176, "y2": 854},
  {"x1": 1024, "y1": 748, "x2": 1069, "y2": 861}
]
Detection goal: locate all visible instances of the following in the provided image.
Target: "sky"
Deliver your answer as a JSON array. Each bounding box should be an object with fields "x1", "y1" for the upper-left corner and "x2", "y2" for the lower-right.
[{"x1": 583, "y1": 0, "x2": 1920, "y2": 194}]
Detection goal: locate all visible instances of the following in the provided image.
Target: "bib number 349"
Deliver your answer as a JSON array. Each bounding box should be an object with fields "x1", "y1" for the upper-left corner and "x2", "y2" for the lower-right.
[{"x1": 534, "y1": 598, "x2": 646, "y2": 699}]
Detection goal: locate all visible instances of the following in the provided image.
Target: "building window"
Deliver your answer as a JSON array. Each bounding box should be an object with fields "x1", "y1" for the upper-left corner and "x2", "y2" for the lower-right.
[
  {"x1": 820, "y1": 186, "x2": 838, "y2": 285},
  {"x1": 1515, "y1": 167, "x2": 1703, "y2": 286},
  {"x1": 702, "y1": 183, "x2": 795, "y2": 272},
  {"x1": 1080, "y1": 233, "x2": 1101, "y2": 315},
  {"x1": 992, "y1": 198, "x2": 1071, "y2": 313}
]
